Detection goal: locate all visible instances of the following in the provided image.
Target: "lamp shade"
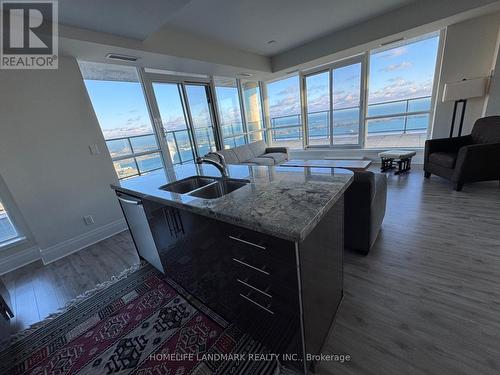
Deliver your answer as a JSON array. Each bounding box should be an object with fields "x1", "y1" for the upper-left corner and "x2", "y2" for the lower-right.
[{"x1": 442, "y1": 78, "x2": 488, "y2": 101}]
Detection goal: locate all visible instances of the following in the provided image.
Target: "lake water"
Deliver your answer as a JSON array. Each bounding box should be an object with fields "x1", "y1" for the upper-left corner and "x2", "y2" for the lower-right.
[{"x1": 271, "y1": 97, "x2": 431, "y2": 140}]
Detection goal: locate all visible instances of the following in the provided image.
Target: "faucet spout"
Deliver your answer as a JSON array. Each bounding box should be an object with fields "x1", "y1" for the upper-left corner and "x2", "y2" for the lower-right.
[{"x1": 196, "y1": 152, "x2": 228, "y2": 178}]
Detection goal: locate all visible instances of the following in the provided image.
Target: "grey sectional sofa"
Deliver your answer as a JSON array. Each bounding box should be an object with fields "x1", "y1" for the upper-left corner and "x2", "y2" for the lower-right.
[
  {"x1": 344, "y1": 171, "x2": 387, "y2": 254},
  {"x1": 216, "y1": 140, "x2": 289, "y2": 166}
]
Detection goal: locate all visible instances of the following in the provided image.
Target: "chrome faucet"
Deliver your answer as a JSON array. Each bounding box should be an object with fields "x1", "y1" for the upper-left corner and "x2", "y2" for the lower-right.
[{"x1": 196, "y1": 152, "x2": 228, "y2": 178}]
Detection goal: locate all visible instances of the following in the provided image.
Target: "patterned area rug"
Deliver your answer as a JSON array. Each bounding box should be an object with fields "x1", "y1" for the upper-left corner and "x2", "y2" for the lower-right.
[{"x1": 0, "y1": 264, "x2": 278, "y2": 374}]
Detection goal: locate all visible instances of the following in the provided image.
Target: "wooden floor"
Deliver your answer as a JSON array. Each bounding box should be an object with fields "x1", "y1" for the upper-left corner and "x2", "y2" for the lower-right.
[
  {"x1": 319, "y1": 167, "x2": 500, "y2": 375},
  {"x1": 1, "y1": 232, "x2": 139, "y2": 333},
  {"x1": 2, "y1": 167, "x2": 500, "y2": 374}
]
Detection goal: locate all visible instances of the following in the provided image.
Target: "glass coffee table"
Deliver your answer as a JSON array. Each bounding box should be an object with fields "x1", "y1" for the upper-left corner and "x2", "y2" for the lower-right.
[{"x1": 281, "y1": 159, "x2": 372, "y2": 171}]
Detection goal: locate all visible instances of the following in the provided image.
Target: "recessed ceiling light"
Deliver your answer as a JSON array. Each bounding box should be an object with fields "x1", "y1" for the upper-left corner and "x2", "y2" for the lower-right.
[
  {"x1": 105, "y1": 53, "x2": 139, "y2": 62},
  {"x1": 238, "y1": 73, "x2": 253, "y2": 78},
  {"x1": 267, "y1": 40, "x2": 276, "y2": 45}
]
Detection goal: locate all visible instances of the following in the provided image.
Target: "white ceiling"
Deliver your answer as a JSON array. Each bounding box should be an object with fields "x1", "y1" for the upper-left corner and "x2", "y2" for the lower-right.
[
  {"x1": 58, "y1": 0, "x2": 415, "y2": 55},
  {"x1": 163, "y1": 0, "x2": 416, "y2": 56},
  {"x1": 58, "y1": 0, "x2": 194, "y2": 40}
]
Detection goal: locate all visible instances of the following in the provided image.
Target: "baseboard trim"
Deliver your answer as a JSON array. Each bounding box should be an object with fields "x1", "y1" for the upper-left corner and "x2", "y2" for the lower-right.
[
  {"x1": 0, "y1": 245, "x2": 40, "y2": 276},
  {"x1": 40, "y1": 219, "x2": 127, "y2": 264}
]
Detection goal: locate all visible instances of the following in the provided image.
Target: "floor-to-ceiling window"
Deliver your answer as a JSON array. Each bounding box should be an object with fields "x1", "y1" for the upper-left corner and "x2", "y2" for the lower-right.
[
  {"x1": 79, "y1": 62, "x2": 164, "y2": 179},
  {"x1": 214, "y1": 77, "x2": 246, "y2": 148},
  {"x1": 183, "y1": 84, "x2": 218, "y2": 156},
  {"x1": 152, "y1": 82, "x2": 196, "y2": 165},
  {"x1": 265, "y1": 31, "x2": 441, "y2": 150},
  {"x1": 305, "y1": 70, "x2": 330, "y2": 145},
  {"x1": 214, "y1": 78, "x2": 267, "y2": 148},
  {"x1": 266, "y1": 76, "x2": 303, "y2": 148},
  {"x1": 365, "y1": 33, "x2": 440, "y2": 148},
  {"x1": 144, "y1": 72, "x2": 220, "y2": 164},
  {"x1": 81, "y1": 63, "x2": 267, "y2": 171},
  {"x1": 332, "y1": 62, "x2": 363, "y2": 145},
  {"x1": 303, "y1": 58, "x2": 364, "y2": 147}
]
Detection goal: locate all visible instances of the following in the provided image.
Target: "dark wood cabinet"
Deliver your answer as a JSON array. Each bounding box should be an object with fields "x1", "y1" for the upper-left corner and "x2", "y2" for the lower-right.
[
  {"x1": 0, "y1": 278, "x2": 13, "y2": 350},
  {"x1": 138, "y1": 197, "x2": 344, "y2": 374}
]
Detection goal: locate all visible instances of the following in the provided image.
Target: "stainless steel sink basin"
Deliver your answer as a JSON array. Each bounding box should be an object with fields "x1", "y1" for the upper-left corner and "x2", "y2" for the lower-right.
[
  {"x1": 160, "y1": 176, "x2": 216, "y2": 194},
  {"x1": 188, "y1": 178, "x2": 249, "y2": 199}
]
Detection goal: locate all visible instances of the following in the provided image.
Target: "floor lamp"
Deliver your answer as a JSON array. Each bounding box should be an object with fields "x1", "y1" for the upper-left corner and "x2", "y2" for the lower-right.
[{"x1": 442, "y1": 78, "x2": 487, "y2": 138}]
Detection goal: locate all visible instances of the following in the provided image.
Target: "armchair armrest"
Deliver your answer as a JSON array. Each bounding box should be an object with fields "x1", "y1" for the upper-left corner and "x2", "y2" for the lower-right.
[
  {"x1": 453, "y1": 142, "x2": 500, "y2": 182},
  {"x1": 265, "y1": 146, "x2": 289, "y2": 155},
  {"x1": 424, "y1": 135, "x2": 472, "y2": 164},
  {"x1": 425, "y1": 135, "x2": 472, "y2": 153}
]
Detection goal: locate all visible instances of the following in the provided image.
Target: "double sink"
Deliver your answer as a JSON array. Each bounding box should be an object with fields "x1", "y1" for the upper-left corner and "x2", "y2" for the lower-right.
[{"x1": 160, "y1": 176, "x2": 250, "y2": 199}]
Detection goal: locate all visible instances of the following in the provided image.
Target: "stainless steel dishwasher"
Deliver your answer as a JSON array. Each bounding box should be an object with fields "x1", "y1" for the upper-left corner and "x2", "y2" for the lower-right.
[{"x1": 117, "y1": 192, "x2": 164, "y2": 273}]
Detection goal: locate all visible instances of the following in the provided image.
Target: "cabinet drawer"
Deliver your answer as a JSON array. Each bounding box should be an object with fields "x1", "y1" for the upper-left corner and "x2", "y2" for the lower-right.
[
  {"x1": 230, "y1": 253, "x2": 299, "y2": 295},
  {"x1": 231, "y1": 286, "x2": 302, "y2": 355},
  {"x1": 225, "y1": 227, "x2": 296, "y2": 265},
  {"x1": 234, "y1": 276, "x2": 300, "y2": 313}
]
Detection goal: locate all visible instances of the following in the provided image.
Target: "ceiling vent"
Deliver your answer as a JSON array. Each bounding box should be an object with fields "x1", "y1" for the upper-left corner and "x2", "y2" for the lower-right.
[
  {"x1": 105, "y1": 53, "x2": 139, "y2": 62},
  {"x1": 379, "y1": 37, "x2": 405, "y2": 47}
]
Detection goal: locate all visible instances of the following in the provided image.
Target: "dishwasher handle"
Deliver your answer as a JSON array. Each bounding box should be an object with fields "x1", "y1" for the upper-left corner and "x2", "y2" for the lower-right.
[{"x1": 117, "y1": 195, "x2": 142, "y2": 206}]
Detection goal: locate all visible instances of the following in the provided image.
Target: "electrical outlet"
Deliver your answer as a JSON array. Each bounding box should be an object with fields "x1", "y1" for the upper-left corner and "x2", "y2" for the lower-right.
[{"x1": 83, "y1": 215, "x2": 95, "y2": 225}]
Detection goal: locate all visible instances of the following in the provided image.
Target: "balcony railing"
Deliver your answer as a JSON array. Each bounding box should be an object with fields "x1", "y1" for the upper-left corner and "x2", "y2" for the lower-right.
[
  {"x1": 105, "y1": 133, "x2": 163, "y2": 179},
  {"x1": 164, "y1": 127, "x2": 217, "y2": 166},
  {"x1": 269, "y1": 96, "x2": 431, "y2": 146}
]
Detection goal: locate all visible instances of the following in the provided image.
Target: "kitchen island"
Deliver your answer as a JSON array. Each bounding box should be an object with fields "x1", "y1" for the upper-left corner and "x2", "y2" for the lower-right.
[{"x1": 112, "y1": 163, "x2": 353, "y2": 373}]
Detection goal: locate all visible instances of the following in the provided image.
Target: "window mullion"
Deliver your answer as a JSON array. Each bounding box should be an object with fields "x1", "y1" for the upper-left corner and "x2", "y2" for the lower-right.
[{"x1": 236, "y1": 78, "x2": 249, "y2": 144}]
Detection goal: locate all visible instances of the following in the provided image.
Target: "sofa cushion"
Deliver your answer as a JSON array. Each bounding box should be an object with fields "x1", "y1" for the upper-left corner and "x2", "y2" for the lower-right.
[
  {"x1": 261, "y1": 152, "x2": 288, "y2": 164},
  {"x1": 247, "y1": 157, "x2": 275, "y2": 166},
  {"x1": 248, "y1": 140, "x2": 267, "y2": 157},
  {"x1": 217, "y1": 149, "x2": 239, "y2": 164},
  {"x1": 429, "y1": 152, "x2": 457, "y2": 169},
  {"x1": 232, "y1": 144, "x2": 254, "y2": 162}
]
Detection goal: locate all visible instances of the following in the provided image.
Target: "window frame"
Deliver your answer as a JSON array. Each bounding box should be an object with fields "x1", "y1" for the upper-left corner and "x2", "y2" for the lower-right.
[
  {"x1": 0, "y1": 187, "x2": 27, "y2": 250},
  {"x1": 142, "y1": 70, "x2": 222, "y2": 165},
  {"x1": 301, "y1": 54, "x2": 367, "y2": 149},
  {"x1": 264, "y1": 30, "x2": 444, "y2": 150}
]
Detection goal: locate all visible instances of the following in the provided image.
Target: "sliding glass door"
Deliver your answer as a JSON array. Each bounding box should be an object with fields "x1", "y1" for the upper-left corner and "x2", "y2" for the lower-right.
[
  {"x1": 152, "y1": 83, "x2": 196, "y2": 165},
  {"x1": 144, "y1": 76, "x2": 220, "y2": 166},
  {"x1": 184, "y1": 84, "x2": 218, "y2": 156},
  {"x1": 302, "y1": 57, "x2": 365, "y2": 147}
]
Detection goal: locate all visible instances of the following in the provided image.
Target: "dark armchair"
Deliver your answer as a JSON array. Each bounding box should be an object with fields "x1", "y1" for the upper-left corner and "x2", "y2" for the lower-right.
[{"x1": 424, "y1": 116, "x2": 500, "y2": 191}]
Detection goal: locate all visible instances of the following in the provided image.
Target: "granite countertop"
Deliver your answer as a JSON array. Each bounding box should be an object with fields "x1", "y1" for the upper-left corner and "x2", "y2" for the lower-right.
[{"x1": 112, "y1": 163, "x2": 353, "y2": 242}]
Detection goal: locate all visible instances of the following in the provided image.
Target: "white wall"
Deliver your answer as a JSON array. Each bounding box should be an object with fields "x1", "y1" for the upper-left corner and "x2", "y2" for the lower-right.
[
  {"x1": 432, "y1": 12, "x2": 500, "y2": 138},
  {"x1": 0, "y1": 56, "x2": 126, "y2": 271},
  {"x1": 485, "y1": 27, "x2": 500, "y2": 115}
]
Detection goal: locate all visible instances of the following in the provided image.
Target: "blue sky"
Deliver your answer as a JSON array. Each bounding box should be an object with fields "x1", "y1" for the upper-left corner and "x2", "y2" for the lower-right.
[
  {"x1": 84, "y1": 34, "x2": 439, "y2": 138},
  {"x1": 84, "y1": 80, "x2": 154, "y2": 139},
  {"x1": 268, "y1": 34, "x2": 439, "y2": 117}
]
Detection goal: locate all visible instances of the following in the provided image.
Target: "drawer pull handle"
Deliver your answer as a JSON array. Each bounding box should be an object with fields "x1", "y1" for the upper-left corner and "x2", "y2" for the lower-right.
[
  {"x1": 232, "y1": 258, "x2": 269, "y2": 275},
  {"x1": 228, "y1": 235, "x2": 266, "y2": 250},
  {"x1": 239, "y1": 293, "x2": 275, "y2": 315},
  {"x1": 237, "y1": 278, "x2": 272, "y2": 298}
]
